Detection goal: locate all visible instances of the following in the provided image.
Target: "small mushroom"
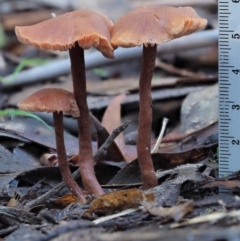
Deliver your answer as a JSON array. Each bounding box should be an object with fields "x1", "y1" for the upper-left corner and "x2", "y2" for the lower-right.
[
  {"x1": 111, "y1": 6, "x2": 207, "y2": 190},
  {"x1": 15, "y1": 10, "x2": 114, "y2": 196},
  {"x1": 18, "y1": 88, "x2": 86, "y2": 203}
]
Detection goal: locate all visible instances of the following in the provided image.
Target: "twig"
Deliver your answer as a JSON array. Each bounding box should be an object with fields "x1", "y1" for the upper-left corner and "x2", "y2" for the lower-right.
[
  {"x1": 0, "y1": 225, "x2": 19, "y2": 237},
  {"x1": 93, "y1": 208, "x2": 138, "y2": 225},
  {"x1": 155, "y1": 58, "x2": 204, "y2": 78},
  {"x1": 151, "y1": 118, "x2": 169, "y2": 153},
  {"x1": 24, "y1": 177, "x2": 68, "y2": 210},
  {"x1": 30, "y1": 222, "x2": 96, "y2": 241},
  {"x1": 1, "y1": 30, "x2": 217, "y2": 89},
  {"x1": 24, "y1": 120, "x2": 130, "y2": 210},
  {"x1": 94, "y1": 120, "x2": 130, "y2": 163},
  {"x1": 0, "y1": 206, "x2": 43, "y2": 224},
  {"x1": 161, "y1": 132, "x2": 189, "y2": 143}
]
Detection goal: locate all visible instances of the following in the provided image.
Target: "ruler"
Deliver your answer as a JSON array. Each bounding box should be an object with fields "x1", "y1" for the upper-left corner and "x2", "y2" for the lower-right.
[{"x1": 219, "y1": 0, "x2": 240, "y2": 178}]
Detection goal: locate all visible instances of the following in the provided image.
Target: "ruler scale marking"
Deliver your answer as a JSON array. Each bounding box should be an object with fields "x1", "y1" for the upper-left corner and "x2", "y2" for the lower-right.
[{"x1": 219, "y1": 0, "x2": 240, "y2": 179}]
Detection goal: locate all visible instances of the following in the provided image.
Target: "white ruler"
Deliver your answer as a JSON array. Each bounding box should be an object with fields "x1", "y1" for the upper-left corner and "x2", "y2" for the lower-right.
[{"x1": 219, "y1": 0, "x2": 240, "y2": 178}]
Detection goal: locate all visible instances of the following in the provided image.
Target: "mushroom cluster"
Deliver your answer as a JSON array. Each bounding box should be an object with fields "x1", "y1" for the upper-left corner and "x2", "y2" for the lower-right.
[{"x1": 16, "y1": 5, "x2": 207, "y2": 200}]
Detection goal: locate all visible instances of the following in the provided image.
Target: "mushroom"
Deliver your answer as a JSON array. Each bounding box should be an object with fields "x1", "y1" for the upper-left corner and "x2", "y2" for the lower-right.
[
  {"x1": 18, "y1": 88, "x2": 86, "y2": 203},
  {"x1": 15, "y1": 10, "x2": 114, "y2": 196},
  {"x1": 111, "y1": 6, "x2": 207, "y2": 189}
]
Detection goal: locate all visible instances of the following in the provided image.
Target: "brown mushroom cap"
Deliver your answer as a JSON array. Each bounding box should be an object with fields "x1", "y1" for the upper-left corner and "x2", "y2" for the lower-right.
[
  {"x1": 18, "y1": 88, "x2": 80, "y2": 117},
  {"x1": 15, "y1": 10, "x2": 114, "y2": 58},
  {"x1": 111, "y1": 5, "x2": 207, "y2": 48}
]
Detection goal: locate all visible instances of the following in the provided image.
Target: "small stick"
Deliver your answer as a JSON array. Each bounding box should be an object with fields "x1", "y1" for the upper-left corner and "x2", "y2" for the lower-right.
[
  {"x1": 155, "y1": 58, "x2": 204, "y2": 78},
  {"x1": 93, "y1": 208, "x2": 138, "y2": 225},
  {"x1": 151, "y1": 118, "x2": 169, "y2": 153},
  {"x1": 1, "y1": 30, "x2": 217, "y2": 89},
  {"x1": 30, "y1": 222, "x2": 96, "y2": 241},
  {"x1": 94, "y1": 120, "x2": 130, "y2": 163},
  {"x1": 24, "y1": 120, "x2": 130, "y2": 210},
  {"x1": 0, "y1": 225, "x2": 19, "y2": 236}
]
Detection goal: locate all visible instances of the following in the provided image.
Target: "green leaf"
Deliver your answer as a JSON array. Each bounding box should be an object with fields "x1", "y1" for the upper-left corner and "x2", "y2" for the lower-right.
[
  {"x1": 0, "y1": 23, "x2": 6, "y2": 48},
  {"x1": 0, "y1": 58, "x2": 49, "y2": 85},
  {"x1": 0, "y1": 109, "x2": 53, "y2": 131},
  {"x1": 93, "y1": 68, "x2": 109, "y2": 79}
]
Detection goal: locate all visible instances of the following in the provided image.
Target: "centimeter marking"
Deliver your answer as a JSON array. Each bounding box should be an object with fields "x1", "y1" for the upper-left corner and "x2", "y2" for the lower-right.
[{"x1": 219, "y1": 0, "x2": 240, "y2": 180}]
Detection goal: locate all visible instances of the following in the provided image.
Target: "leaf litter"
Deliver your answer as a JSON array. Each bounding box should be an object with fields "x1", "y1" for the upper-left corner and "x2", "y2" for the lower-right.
[{"x1": 0, "y1": 2, "x2": 239, "y2": 241}]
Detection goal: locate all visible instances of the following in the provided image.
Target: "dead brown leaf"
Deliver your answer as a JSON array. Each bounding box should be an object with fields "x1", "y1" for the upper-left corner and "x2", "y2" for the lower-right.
[
  {"x1": 101, "y1": 94, "x2": 126, "y2": 155},
  {"x1": 144, "y1": 201, "x2": 193, "y2": 222},
  {"x1": 54, "y1": 193, "x2": 78, "y2": 206},
  {"x1": 7, "y1": 197, "x2": 19, "y2": 208},
  {"x1": 160, "y1": 121, "x2": 218, "y2": 153},
  {"x1": 201, "y1": 180, "x2": 240, "y2": 189},
  {"x1": 107, "y1": 143, "x2": 217, "y2": 187}
]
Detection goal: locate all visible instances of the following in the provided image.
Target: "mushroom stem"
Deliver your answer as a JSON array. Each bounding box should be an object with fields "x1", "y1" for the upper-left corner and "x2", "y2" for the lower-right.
[
  {"x1": 53, "y1": 111, "x2": 86, "y2": 202},
  {"x1": 137, "y1": 44, "x2": 158, "y2": 190},
  {"x1": 69, "y1": 44, "x2": 104, "y2": 196}
]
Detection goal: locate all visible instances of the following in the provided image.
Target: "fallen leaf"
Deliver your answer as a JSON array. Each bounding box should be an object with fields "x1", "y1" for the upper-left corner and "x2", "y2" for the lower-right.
[
  {"x1": 144, "y1": 201, "x2": 193, "y2": 222},
  {"x1": 0, "y1": 143, "x2": 41, "y2": 191},
  {"x1": 107, "y1": 144, "x2": 217, "y2": 186},
  {"x1": 201, "y1": 180, "x2": 240, "y2": 189},
  {"x1": 101, "y1": 94, "x2": 126, "y2": 154},
  {"x1": 54, "y1": 193, "x2": 78, "y2": 206},
  {"x1": 171, "y1": 210, "x2": 240, "y2": 229},
  {"x1": 0, "y1": 115, "x2": 79, "y2": 155},
  {"x1": 7, "y1": 197, "x2": 19, "y2": 208},
  {"x1": 181, "y1": 84, "x2": 218, "y2": 134}
]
